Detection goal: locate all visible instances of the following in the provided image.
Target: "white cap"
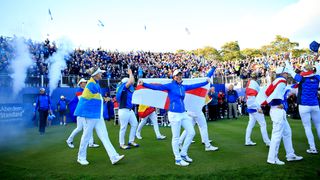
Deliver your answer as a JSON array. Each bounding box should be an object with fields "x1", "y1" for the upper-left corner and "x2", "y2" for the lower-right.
[
  {"x1": 91, "y1": 67, "x2": 106, "y2": 77},
  {"x1": 173, "y1": 69, "x2": 182, "y2": 76},
  {"x1": 121, "y1": 77, "x2": 129, "y2": 83},
  {"x1": 60, "y1": 95, "x2": 65, "y2": 99},
  {"x1": 77, "y1": 78, "x2": 87, "y2": 86},
  {"x1": 275, "y1": 66, "x2": 288, "y2": 74}
]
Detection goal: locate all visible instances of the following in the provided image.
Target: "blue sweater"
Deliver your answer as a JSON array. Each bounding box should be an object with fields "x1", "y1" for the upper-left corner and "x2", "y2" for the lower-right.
[
  {"x1": 34, "y1": 94, "x2": 51, "y2": 112},
  {"x1": 226, "y1": 90, "x2": 238, "y2": 103},
  {"x1": 295, "y1": 74, "x2": 320, "y2": 106},
  {"x1": 143, "y1": 80, "x2": 208, "y2": 113}
]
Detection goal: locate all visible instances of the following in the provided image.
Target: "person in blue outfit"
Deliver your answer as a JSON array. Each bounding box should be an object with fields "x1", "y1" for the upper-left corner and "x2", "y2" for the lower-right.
[
  {"x1": 57, "y1": 95, "x2": 68, "y2": 126},
  {"x1": 116, "y1": 68, "x2": 139, "y2": 150},
  {"x1": 226, "y1": 84, "x2": 239, "y2": 119},
  {"x1": 139, "y1": 69, "x2": 210, "y2": 167},
  {"x1": 34, "y1": 88, "x2": 52, "y2": 135},
  {"x1": 286, "y1": 58, "x2": 320, "y2": 154}
]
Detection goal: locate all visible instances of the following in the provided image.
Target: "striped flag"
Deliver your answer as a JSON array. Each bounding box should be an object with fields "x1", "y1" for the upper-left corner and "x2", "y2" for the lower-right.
[{"x1": 132, "y1": 78, "x2": 210, "y2": 112}]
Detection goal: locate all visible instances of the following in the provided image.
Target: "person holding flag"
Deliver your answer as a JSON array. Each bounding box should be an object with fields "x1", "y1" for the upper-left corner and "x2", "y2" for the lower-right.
[
  {"x1": 136, "y1": 105, "x2": 166, "y2": 140},
  {"x1": 178, "y1": 67, "x2": 219, "y2": 152},
  {"x1": 75, "y1": 67, "x2": 124, "y2": 166},
  {"x1": 116, "y1": 68, "x2": 139, "y2": 150},
  {"x1": 285, "y1": 53, "x2": 320, "y2": 154},
  {"x1": 66, "y1": 78, "x2": 99, "y2": 149},
  {"x1": 263, "y1": 66, "x2": 303, "y2": 165},
  {"x1": 139, "y1": 69, "x2": 210, "y2": 167},
  {"x1": 244, "y1": 72, "x2": 270, "y2": 146}
]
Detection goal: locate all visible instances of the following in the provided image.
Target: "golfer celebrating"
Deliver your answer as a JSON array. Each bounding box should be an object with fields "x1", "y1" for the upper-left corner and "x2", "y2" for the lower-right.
[
  {"x1": 75, "y1": 66, "x2": 124, "y2": 165},
  {"x1": 139, "y1": 69, "x2": 210, "y2": 166}
]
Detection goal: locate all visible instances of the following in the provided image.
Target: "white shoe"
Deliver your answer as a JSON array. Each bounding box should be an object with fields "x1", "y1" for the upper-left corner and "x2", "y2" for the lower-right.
[
  {"x1": 64, "y1": 122, "x2": 67, "y2": 126},
  {"x1": 66, "y1": 141, "x2": 74, "y2": 148},
  {"x1": 306, "y1": 148, "x2": 318, "y2": 154},
  {"x1": 157, "y1": 135, "x2": 166, "y2": 140},
  {"x1": 136, "y1": 133, "x2": 142, "y2": 139},
  {"x1": 205, "y1": 145, "x2": 219, "y2": 151},
  {"x1": 111, "y1": 155, "x2": 125, "y2": 165},
  {"x1": 60, "y1": 122, "x2": 63, "y2": 125},
  {"x1": 191, "y1": 140, "x2": 195, "y2": 144},
  {"x1": 175, "y1": 159, "x2": 189, "y2": 166},
  {"x1": 181, "y1": 155, "x2": 193, "y2": 163},
  {"x1": 89, "y1": 143, "x2": 100, "y2": 148},
  {"x1": 267, "y1": 159, "x2": 285, "y2": 165},
  {"x1": 245, "y1": 141, "x2": 257, "y2": 146},
  {"x1": 287, "y1": 155, "x2": 303, "y2": 162},
  {"x1": 77, "y1": 159, "x2": 89, "y2": 165}
]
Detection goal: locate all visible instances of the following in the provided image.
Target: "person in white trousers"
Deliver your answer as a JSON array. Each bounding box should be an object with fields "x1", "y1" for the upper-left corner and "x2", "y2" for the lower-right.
[
  {"x1": 244, "y1": 73, "x2": 270, "y2": 146},
  {"x1": 117, "y1": 68, "x2": 139, "y2": 150},
  {"x1": 66, "y1": 78, "x2": 99, "y2": 149},
  {"x1": 140, "y1": 69, "x2": 210, "y2": 166},
  {"x1": 265, "y1": 66, "x2": 303, "y2": 165},
  {"x1": 136, "y1": 106, "x2": 166, "y2": 140},
  {"x1": 179, "y1": 110, "x2": 219, "y2": 151},
  {"x1": 286, "y1": 59, "x2": 320, "y2": 154},
  {"x1": 75, "y1": 67, "x2": 124, "y2": 165}
]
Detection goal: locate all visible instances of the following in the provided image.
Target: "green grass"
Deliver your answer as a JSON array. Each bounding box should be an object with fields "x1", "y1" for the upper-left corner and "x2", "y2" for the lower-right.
[{"x1": 0, "y1": 116, "x2": 319, "y2": 179}]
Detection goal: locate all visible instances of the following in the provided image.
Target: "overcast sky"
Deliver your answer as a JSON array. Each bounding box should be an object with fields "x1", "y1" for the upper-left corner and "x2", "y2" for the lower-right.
[{"x1": 0, "y1": 0, "x2": 319, "y2": 51}]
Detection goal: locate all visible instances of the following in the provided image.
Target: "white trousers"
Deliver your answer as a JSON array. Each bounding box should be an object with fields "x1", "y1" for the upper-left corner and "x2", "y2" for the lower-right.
[
  {"x1": 136, "y1": 111, "x2": 162, "y2": 138},
  {"x1": 267, "y1": 107, "x2": 295, "y2": 162},
  {"x1": 299, "y1": 105, "x2": 320, "y2": 150},
  {"x1": 77, "y1": 117, "x2": 119, "y2": 162},
  {"x1": 118, "y1": 109, "x2": 138, "y2": 145},
  {"x1": 179, "y1": 111, "x2": 211, "y2": 147},
  {"x1": 168, "y1": 111, "x2": 195, "y2": 160},
  {"x1": 67, "y1": 116, "x2": 94, "y2": 145},
  {"x1": 245, "y1": 112, "x2": 270, "y2": 145}
]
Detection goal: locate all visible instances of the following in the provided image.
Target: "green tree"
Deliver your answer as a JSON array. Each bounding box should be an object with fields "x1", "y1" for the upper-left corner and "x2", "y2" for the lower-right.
[
  {"x1": 190, "y1": 46, "x2": 222, "y2": 61},
  {"x1": 221, "y1": 41, "x2": 242, "y2": 61},
  {"x1": 241, "y1": 48, "x2": 262, "y2": 58},
  {"x1": 291, "y1": 48, "x2": 309, "y2": 58},
  {"x1": 270, "y1": 35, "x2": 299, "y2": 53}
]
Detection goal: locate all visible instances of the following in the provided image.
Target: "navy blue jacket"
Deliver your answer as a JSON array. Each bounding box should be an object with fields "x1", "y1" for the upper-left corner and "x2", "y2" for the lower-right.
[
  {"x1": 295, "y1": 74, "x2": 320, "y2": 106},
  {"x1": 35, "y1": 94, "x2": 51, "y2": 112}
]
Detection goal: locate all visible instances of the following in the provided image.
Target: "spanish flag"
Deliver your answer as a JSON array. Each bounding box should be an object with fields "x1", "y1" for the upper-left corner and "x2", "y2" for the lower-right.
[{"x1": 138, "y1": 104, "x2": 156, "y2": 118}]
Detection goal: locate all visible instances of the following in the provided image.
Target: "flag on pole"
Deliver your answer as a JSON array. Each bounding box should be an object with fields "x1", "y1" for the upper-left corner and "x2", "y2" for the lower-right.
[
  {"x1": 185, "y1": 27, "x2": 191, "y2": 35},
  {"x1": 48, "y1": 9, "x2": 53, "y2": 20},
  {"x1": 98, "y1": 20, "x2": 105, "y2": 27}
]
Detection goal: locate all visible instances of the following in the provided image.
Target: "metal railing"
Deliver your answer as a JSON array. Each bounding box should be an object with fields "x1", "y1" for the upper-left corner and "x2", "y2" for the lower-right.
[{"x1": 0, "y1": 74, "x2": 296, "y2": 90}]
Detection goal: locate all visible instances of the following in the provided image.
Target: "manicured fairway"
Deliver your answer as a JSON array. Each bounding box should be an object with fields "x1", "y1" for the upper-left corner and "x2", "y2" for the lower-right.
[{"x1": 0, "y1": 116, "x2": 319, "y2": 179}]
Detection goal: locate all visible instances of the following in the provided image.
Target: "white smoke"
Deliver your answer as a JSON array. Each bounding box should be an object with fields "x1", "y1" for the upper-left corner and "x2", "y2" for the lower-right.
[
  {"x1": 48, "y1": 38, "x2": 73, "y2": 95},
  {"x1": 9, "y1": 37, "x2": 33, "y2": 97}
]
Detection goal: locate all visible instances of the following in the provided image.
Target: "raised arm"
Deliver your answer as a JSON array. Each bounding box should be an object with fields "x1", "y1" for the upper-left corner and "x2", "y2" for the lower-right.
[
  {"x1": 139, "y1": 80, "x2": 170, "y2": 91},
  {"x1": 184, "y1": 80, "x2": 209, "y2": 91},
  {"x1": 126, "y1": 68, "x2": 135, "y2": 88}
]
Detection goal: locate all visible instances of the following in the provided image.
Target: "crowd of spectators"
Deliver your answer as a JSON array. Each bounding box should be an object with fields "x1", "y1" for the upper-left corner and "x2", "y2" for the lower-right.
[{"x1": 1, "y1": 36, "x2": 319, "y2": 88}]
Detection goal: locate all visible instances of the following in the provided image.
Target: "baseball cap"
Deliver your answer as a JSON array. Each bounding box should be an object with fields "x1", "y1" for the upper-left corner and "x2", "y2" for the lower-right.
[
  {"x1": 173, "y1": 69, "x2": 182, "y2": 76},
  {"x1": 77, "y1": 78, "x2": 87, "y2": 86}
]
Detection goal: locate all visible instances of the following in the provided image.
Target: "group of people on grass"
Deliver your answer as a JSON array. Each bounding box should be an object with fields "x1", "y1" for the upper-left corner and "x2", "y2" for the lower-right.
[{"x1": 37, "y1": 52, "x2": 319, "y2": 167}]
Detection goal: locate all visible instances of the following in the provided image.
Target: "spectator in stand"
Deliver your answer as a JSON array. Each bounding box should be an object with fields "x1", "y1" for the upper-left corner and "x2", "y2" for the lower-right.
[{"x1": 226, "y1": 84, "x2": 239, "y2": 119}]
